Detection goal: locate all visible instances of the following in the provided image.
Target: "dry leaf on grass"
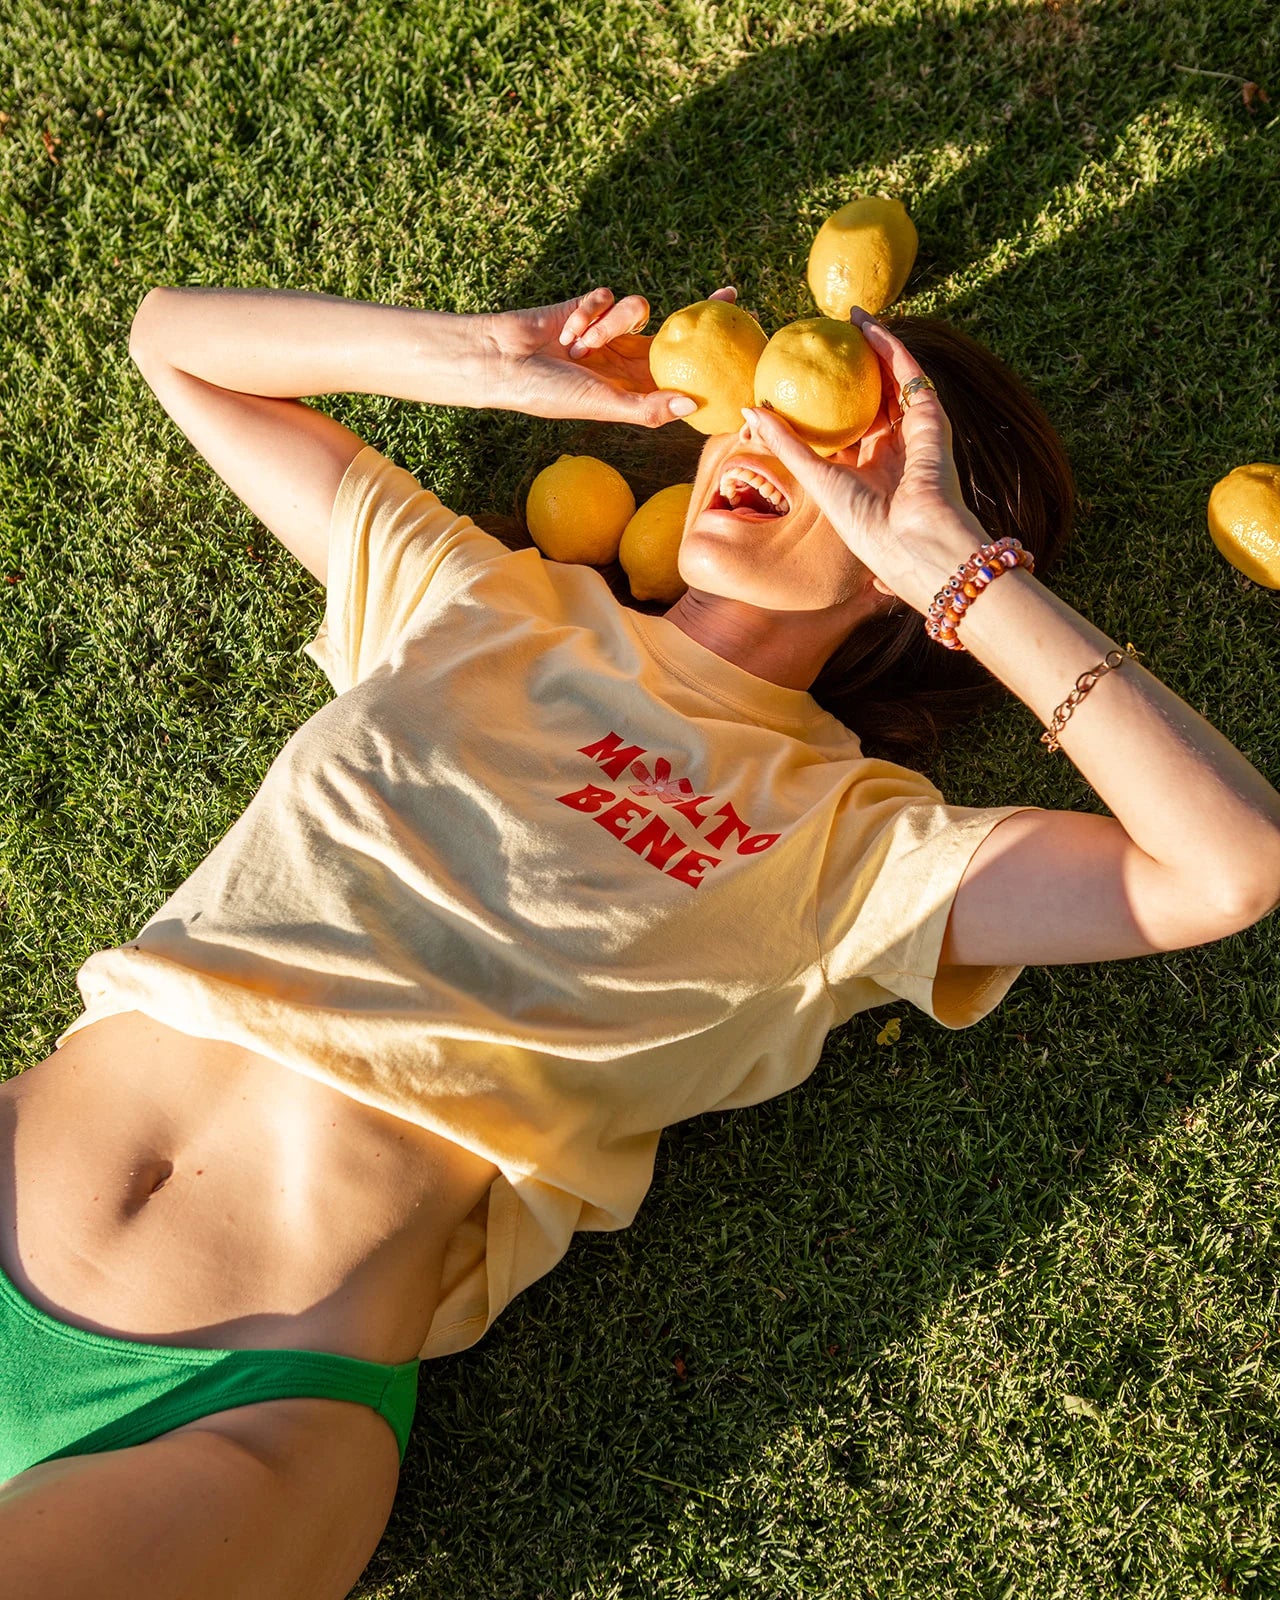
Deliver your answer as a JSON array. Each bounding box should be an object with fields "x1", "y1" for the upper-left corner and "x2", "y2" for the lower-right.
[{"x1": 1062, "y1": 1394, "x2": 1108, "y2": 1433}]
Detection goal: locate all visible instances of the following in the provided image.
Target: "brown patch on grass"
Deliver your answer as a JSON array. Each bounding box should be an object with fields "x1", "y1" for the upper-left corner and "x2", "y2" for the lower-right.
[{"x1": 987, "y1": 1, "x2": 1091, "y2": 101}]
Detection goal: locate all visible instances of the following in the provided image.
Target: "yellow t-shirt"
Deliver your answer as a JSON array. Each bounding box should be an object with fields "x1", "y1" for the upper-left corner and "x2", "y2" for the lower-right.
[{"x1": 61, "y1": 445, "x2": 1037, "y2": 1358}]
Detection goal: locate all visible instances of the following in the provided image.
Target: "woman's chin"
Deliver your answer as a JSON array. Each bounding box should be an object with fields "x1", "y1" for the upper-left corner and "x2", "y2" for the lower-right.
[
  {"x1": 679, "y1": 533, "x2": 771, "y2": 601},
  {"x1": 676, "y1": 548, "x2": 848, "y2": 614},
  {"x1": 674, "y1": 576, "x2": 844, "y2": 614}
]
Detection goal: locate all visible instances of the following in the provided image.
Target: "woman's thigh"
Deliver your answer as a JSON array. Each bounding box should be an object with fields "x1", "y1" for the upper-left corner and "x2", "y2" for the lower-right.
[{"x1": 0, "y1": 1396, "x2": 401, "y2": 1600}]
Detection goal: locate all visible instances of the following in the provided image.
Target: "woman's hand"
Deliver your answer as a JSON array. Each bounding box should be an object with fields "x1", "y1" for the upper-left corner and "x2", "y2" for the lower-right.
[
  {"x1": 481, "y1": 285, "x2": 738, "y2": 428},
  {"x1": 742, "y1": 310, "x2": 987, "y2": 615}
]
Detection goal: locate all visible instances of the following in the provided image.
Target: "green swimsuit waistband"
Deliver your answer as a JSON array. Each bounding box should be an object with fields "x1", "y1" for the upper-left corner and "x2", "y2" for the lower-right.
[{"x1": 0, "y1": 1259, "x2": 420, "y2": 1482}]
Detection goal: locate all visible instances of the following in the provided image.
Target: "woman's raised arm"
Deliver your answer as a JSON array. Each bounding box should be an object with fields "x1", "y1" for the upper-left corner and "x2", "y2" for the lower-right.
[
  {"x1": 743, "y1": 318, "x2": 1280, "y2": 967},
  {"x1": 127, "y1": 287, "x2": 488, "y2": 582},
  {"x1": 129, "y1": 286, "x2": 500, "y2": 409},
  {"x1": 127, "y1": 285, "x2": 708, "y2": 581},
  {"x1": 128, "y1": 283, "x2": 716, "y2": 417}
]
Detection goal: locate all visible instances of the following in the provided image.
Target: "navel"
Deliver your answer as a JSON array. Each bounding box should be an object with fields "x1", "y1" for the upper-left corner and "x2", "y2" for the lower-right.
[
  {"x1": 131, "y1": 1157, "x2": 176, "y2": 1202},
  {"x1": 147, "y1": 1161, "x2": 175, "y2": 1196}
]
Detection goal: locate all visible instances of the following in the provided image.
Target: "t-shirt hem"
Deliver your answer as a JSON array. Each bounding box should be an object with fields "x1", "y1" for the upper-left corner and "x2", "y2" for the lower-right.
[
  {"x1": 60, "y1": 988, "x2": 551, "y2": 1365},
  {"x1": 898, "y1": 804, "x2": 1038, "y2": 1028},
  {"x1": 822, "y1": 803, "x2": 1039, "y2": 1030}
]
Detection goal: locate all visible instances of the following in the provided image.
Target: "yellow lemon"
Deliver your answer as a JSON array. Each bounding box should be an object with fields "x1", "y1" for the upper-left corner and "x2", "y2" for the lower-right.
[
  {"x1": 648, "y1": 299, "x2": 769, "y2": 435},
  {"x1": 525, "y1": 454, "x2": 636, "y2": 565},
  {"x1": 753, "y1": 318, "x2": 882, "y2": 456},
  {"x1": 620, "y1": 483, "x2": 693, "y2": 603},
  {"x1": 807, "y1": 196, "x2": 918, "y2": 319},
  {"x1": 1208, "y1": 463, "x2": 1280, "y2": 588}
]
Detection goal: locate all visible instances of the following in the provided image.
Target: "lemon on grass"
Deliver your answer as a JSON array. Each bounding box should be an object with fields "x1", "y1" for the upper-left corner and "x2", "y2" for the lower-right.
[
  {"x1": 753, "y1": 317, "x2": 881, "y2": 456},
  {"x1": 525, "y1": 454, "x2": 636, "y2": 565},
  {"x1": 620, "y1": 483, "x2": 693, "y2": 603},
  {"x1": 648, "y1": 299, "x2": 769, "y2": 435},
  {"x1": 1208, "y1": 463, "x2": 1280, "y2": 588},
  {"x1": 807, "y1": 196, "x2": 918, "y2": 319}
]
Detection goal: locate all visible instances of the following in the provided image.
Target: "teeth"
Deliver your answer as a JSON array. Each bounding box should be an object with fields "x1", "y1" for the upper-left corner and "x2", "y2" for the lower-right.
[{"x1": 717, "y1": 468, "x2": 791, "y2": 515}]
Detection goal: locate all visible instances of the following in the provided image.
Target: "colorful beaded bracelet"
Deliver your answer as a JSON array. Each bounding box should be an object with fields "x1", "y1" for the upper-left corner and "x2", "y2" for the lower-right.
[{"x1": 924, "y1": 536, "x2": 1036, "y2": 652}]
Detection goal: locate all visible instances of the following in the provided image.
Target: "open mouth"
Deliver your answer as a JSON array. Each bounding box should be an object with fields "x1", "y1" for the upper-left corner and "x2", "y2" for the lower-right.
[{"x1": 707, "y1": 466, "x2": 792, "y2": 520}]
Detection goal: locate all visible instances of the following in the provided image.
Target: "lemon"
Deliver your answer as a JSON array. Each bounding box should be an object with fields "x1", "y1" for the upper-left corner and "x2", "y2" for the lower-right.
[
  {"x1": 753, "y1": 318, "x2": 881, "y2": 456},
  {"x1": 807, "y1": 196, "x2": 918, "y2": 319},
  {"x1": 1208, "y1": 463, "x2": 1280, "y2": 589},
  {"x1": 620, "y1": 483, "x2": 693, "y2": 603},
  {"x1": 648, "y1": 299, "x2": 769, "y2": 435},
  {"x1": 525, "y1": 454, "x2": 636, "y2": 565}
]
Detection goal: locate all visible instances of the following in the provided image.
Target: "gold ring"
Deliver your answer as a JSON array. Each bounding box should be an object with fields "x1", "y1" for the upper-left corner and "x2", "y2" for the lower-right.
[{"x1": 899, "y1": 375, "x2": 936, "y2": 408}]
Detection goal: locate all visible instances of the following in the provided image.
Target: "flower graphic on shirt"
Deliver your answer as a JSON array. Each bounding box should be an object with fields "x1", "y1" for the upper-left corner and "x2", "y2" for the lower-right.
[{"x1": 628, "y1": 757, "x2": 696, "y2": 804}]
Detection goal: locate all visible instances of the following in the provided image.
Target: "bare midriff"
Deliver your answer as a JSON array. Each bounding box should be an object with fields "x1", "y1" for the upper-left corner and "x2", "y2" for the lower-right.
[{"x1": 0, "y1": 1012, "x2": 499, "y2": 1366}]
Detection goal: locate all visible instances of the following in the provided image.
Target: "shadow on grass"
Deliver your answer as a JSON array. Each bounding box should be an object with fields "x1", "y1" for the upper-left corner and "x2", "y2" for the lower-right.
[{"x1": 355, "y1": 2, "x2": 1280, "y2": 1595}]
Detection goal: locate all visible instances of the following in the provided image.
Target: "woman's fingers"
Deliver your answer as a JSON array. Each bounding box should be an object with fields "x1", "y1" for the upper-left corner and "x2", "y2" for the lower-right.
[
  {"x1": 739, "y1": 405, "x2": 848, "y2": 519},
  {"x1": 560, "y1": 290, "x2": 652, "y2": 358},
  {"x1": 556, "y1": 287, "x2": 615, "y2": 348},
  {"x1": 571, "y1": 383, "x2": 697, "y2": 429},
  {"x1": 555, "y1": 285, "x2": 736, "y2": 367},
  {"x1": 560, "y1": 285, "x2": 735, "y2": 356},
  {"x1": 853, "y1": 314, "x2": 953, "y2": 461},
  {"x1": 645, "y1": 391, "x2": 700, "y2": 424}
]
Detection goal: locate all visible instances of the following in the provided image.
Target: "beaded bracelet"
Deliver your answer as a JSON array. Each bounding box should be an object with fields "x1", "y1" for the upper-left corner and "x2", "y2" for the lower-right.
[{"x1": 924, "y1": 536, "x2": 1036, "y2": 651}]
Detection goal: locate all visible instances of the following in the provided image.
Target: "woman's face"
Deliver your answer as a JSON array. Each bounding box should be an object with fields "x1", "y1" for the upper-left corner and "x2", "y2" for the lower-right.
[{"x1": 677, "y1": 424, "x2": 867, "y2": 613}]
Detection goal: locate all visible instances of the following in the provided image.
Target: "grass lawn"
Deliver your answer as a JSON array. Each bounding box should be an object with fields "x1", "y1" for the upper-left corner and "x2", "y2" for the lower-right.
[{"x1": 3, "y1": 0, "x2": 1280, "y2": 1594}]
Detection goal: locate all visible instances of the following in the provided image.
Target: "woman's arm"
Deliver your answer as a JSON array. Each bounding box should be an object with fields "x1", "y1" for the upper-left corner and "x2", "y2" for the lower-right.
[
  {"x1": 128, "y1": 288, "x2": 514, "y2": 582},
  {"x1": 744, "y1": 323, "x2": 1280, "y2": 965},
  {"x1": 128, "y1": 283, "x2": 710, "y2": 417},
  {"x1": 129, "y1": 287, "x2": 497, "y2": 408},
  {"x1": 127, "y1": 285, "x2": 708, "y2": 582},
  {"x1": 933, "y1": 556, "x2": 1280, "y2": 959}
]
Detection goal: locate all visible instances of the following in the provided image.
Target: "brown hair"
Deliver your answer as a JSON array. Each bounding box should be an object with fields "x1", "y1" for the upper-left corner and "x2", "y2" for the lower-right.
[{"x1": 475, "y1": 314, "x2": 1075, "y2": 766}]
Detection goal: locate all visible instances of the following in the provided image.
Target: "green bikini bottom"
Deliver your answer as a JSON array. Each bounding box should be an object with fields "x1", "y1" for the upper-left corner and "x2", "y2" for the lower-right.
[{"x1": 0, "y1": 1260, "x2": 420, "y2": 1484}]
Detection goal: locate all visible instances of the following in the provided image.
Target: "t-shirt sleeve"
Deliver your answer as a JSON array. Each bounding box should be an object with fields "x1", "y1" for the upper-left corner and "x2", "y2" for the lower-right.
[
  {"x1": 820, "y1": 782, "x2": 1042, "y2": 1030},
  {"x1": 305, "y1": 443, "x2": 505, "y2": 694}
]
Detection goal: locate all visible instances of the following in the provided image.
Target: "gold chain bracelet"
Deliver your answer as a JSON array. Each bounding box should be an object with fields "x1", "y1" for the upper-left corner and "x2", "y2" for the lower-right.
[{"x1": 1041, "y1": 644, "x2": 1142, "y2": 753}]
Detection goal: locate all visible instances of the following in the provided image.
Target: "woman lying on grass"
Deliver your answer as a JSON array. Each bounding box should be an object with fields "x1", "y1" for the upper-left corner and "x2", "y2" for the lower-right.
[{"x1": 3, "y1": 280, "x2": 1279, "y2": 1599}]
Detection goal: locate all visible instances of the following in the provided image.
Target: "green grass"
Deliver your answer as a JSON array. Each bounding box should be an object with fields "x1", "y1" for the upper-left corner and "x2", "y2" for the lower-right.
[{"x1": 3, "y1": 0, "x2": 1280, "y2": 1594}]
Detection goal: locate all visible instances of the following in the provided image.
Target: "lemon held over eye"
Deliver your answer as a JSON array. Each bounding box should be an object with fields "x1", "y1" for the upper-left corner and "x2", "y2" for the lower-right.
[
  {"x1": 1207, "y1": 463, "x2": 1280, "y2": 589},
  {"x1": 620, "y1": 483, "x2": 693, "y2": 603},
  {"x1": 807, "y1": 196, "x2": 918, "y2": 319},
  {"x1": 753, "y1": 318, "x2": 882, "y2": 456},
  {"x1": 648, "y1": 299, "x2": 769, "y2": 435},
  {"x1": 525, "y1": 454, "x2": 636, "y2": 565}
]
